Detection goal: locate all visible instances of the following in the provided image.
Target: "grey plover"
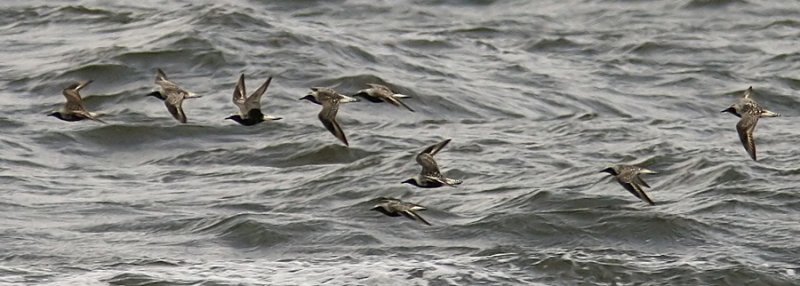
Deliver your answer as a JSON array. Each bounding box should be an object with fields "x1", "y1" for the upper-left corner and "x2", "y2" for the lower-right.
[
  {"x1": 225, "y1": 74, "x2": 283, "y2": 126},
  {"x1": 48, "y1": 80, "x2": 105, "y2": 123},
  {"x1": 402, "y1": 138, "x2": 463, "y2": 188},
  {"x1": 300, "y1": 87, "x2": 349, "y2": 146},
  {"x1": 299, "y1": 87, "x2": 359, "y2": 105},
  {"x1": 371, "y1": 198, "x2": 431, "y2": 225},
  {"x1": 600, "y1": 164, "x2": 656, "y2": 206},
  {"x1": 721, "y1": 86, "x2": 780, "y2": 161},
  {"x1": 146, "y1": 68, "x2": 201, "y2": 123},
  {"x1": 352, "y1": 83, "x2": 414, "y2": 112}
]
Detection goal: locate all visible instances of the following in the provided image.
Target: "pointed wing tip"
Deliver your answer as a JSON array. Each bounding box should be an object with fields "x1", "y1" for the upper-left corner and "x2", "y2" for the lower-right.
[
  {"x1": 407, "y1": 211, "x2": 432, "y2": 226},
  {"x1": 744, "y1": 86, "x2": 753, "y2": 98},
  {"x1": 396, "y1": 100, "x2": 415, "y2": 112},
  {"x1": 155, "y1": 68, "x2": 168, "y2": 82}
]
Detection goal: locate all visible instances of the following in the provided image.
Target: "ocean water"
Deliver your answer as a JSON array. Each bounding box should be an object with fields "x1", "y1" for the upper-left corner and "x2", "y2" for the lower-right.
[{"x1": 1, "y1": 0, "x2": 799, "y2": 285}]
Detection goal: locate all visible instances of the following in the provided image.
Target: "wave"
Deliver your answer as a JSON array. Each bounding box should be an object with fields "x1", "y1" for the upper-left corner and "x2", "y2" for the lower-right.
[{"x1": 682, "y1": 0, "x2": 749, "y2": 9}]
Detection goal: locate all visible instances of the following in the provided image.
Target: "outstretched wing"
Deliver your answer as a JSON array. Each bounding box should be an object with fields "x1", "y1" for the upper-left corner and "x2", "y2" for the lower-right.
[
  {"x1": 62, "y1": 80, "x2": 92, "y2": 112},
  {"x1": 246, "y1": 76, "x2": 271, "y2": 112},
  {"x1": 401, "y1": 210, "x2": 432, "y2": 225},
  {"x1": 381, "y1": 93, "x2": 415, "y2": 112},
  {"x1": 420, "y1": 139, "x2": 452, "y2": 157},
  {"x1": 416, "y1": 153, "x2": 442, "y2": 178},
  {"x1": 632, "y1": 174, "x2": 651, "y2": 189},
  {"x1": 155, "y1": 69, "x2": 191, "y2": 98},
  {"x1": 318, "y1": 99, "x2": 348, "y2": 146},
  {"x1": 390, "y1": 96, "x2": 415, "y2": 112},
  {"x1": 395, "y1": 201, "x2": 431, "y2": 225},
  {"x1": 75, "y1": 110, "x2": 106, "y2": 123},
  {"x1": 165, "y1": 96, "x2": 187, "y2": 123},
  {"x1": 736, "y1": 114, "x2": 759, "y2": 161},
  {"x1": 155, "y1": 68, "x2": 169, "y2": 83},
  {"x1": 618, "y1": 180, "x2": 656, "y2": 205},
  {"x1": 232, "y1": 74, "x2": 247, "y2": 115}
]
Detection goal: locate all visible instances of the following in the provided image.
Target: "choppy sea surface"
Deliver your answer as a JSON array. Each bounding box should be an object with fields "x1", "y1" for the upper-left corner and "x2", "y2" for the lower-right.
[{"x1": 1, "y1": 0, "x2": 799, "y2": 285}]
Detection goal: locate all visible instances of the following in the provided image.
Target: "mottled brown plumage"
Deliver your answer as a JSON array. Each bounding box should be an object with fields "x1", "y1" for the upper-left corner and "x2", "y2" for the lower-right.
[
  {"x1": 600, "y1": 164, "x2": 656, "y2": 205},
  {"x1": 721, "y1": 86, "x2": 780, "y2": 161},
  {"x1": 371, "y1": 198, "x2": 431, "y2": 225},
  {"x1": 300, "y1": 87, "x2": 349, "y2": 146},
  {"x1": 49, "y1": 80, "x2": 105, "y2": 123},
  {"x1": 353, "y1": 83, "x2": 414, "y2": 112},
  {"x1": 146, "y1": 68, "x2": 201, "y2": 123},
  {"x1": 402, "y1": 139, "x2": 462, "y2": 188}
]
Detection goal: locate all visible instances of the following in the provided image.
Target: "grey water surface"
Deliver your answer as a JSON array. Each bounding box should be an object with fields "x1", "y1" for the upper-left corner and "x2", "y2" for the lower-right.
[{"x1": 1, "y1": 0, "x2": 799, "y2": 285}]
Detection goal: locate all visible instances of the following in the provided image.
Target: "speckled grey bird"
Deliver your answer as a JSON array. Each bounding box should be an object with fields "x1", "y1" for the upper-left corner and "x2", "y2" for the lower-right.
[
  {"x1": 48, "y1": 80, "x2": 105, "y2": 123},
  {"x1": 721, "y1": 86, "x2": 780, "y2": 161},
  {"x1": 299, "y1": 87, "x2": 349, "y2": 146},
  {"x1": 299, "y1": 87, "x2": 359, "y2": 105},
  {"x1": 370, "y1": 198, "x2": 431, "y2": 225},
  {"x1": 225, "y1": 74, "x2": 283, "y2": 126},
  {"x1": 402, "y1": 138, "x2": 463, "y2": 188},
  {"x1": 145, "y1": 68, "x2": 201, "y2": 123},
  {"x1": 600, "y1": 164, "x2": 656, "y2": 206},
  {"x1": 352, "y1": 83, "x2": 414, "y2": 112}
]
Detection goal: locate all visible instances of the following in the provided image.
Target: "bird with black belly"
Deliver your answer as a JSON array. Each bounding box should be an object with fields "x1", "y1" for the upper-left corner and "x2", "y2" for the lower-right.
[
  {"x1": 225, "y1": 74, "x2": 282, "y2": 126},
  {"x1": 49, "y1": 80, "x2": 105, "y2": 123}
]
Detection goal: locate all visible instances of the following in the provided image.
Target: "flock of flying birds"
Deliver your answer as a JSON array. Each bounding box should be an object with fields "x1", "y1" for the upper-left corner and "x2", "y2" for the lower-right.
[{"x1": 47, "y1": 69, "x2": 780, "y2": 225}]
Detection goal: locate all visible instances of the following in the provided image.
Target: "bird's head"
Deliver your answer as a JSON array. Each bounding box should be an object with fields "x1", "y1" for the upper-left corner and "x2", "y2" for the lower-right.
[
  {"x1": 599, "y1": 166, "x2": 617, "y2": 176},
  {"x1": 721, "y1": 106, "x2": 739, "y2": 117},
  {"x1": 299, "y1": 94, "x2": 317, "y2": 103},
  {"x1": 401, "y1": 178, "x2": 419, "y2": 186},
  {"x1": 145, "y1": 91, "x2": 163, "y2": 99}
]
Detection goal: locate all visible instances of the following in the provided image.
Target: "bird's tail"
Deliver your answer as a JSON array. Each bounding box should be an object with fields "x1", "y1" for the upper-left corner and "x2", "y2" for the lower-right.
[
  {"x1": 761, "y1": 110, "x2": 780, "y2": 117},
  {"x1": 340, "y1": 94, "x2": 360, "y2": 103},
  {"x1": 444, "y1": 178, "x2": 463, "y2": 186},
  {"x1": 638, "y1": 168, "x2": 657, "y2": 174},
  {"x1": 87, "y1": 112, "x2": 106, "y2": 124}
]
